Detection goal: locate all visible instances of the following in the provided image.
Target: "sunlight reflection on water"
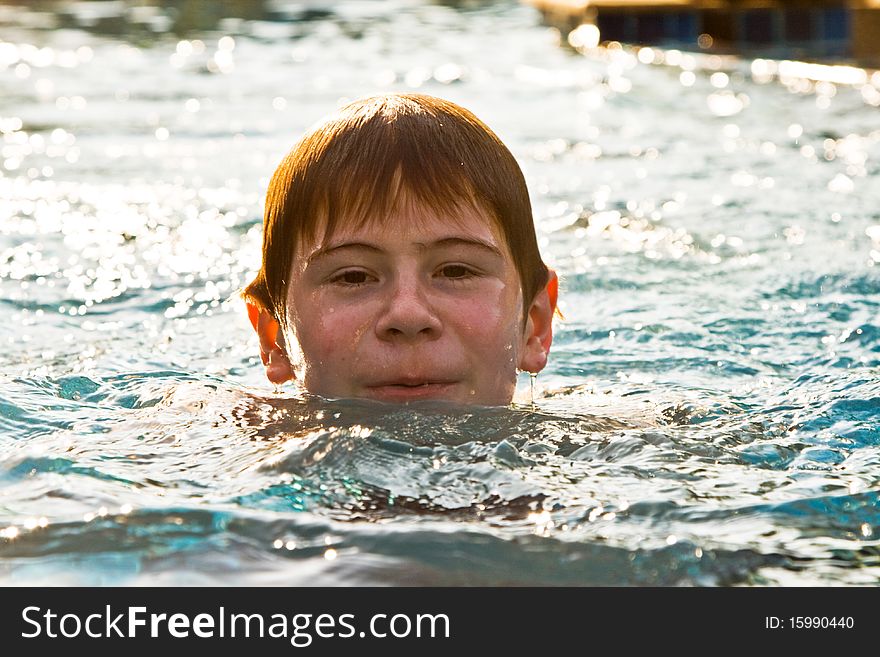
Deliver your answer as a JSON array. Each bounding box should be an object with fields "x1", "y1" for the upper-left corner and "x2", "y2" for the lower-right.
[{"x1": 1, "y1": 0, "x2": 879, "y2": 585}]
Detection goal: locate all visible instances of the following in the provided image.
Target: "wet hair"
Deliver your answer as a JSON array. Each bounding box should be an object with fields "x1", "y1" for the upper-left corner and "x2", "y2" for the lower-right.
[{"x1": 242, "y1": 93, "x2": 549, "y2": 324}]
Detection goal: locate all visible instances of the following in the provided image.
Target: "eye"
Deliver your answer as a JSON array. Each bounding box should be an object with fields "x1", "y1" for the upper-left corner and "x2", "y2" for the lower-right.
[
  {"x1": 437, "y1": 264, "x2": 475, "y2": 280},
  {"x1": 329, "y1": 270, "x2": 373, "y2": 287}
]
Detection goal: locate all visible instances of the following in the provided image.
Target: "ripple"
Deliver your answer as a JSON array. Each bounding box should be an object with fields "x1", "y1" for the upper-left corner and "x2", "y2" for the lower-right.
[{"x1": 2, "y1": 0, "x2": 880, "y2": 585}]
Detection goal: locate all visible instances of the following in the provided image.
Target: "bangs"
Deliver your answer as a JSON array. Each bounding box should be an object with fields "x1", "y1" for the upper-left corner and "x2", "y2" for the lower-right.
[
  {"x1": 319, "y1": 175, "x2": 501, "y2": 253},
  {"x1": 295, "y1": 98, "x2": 503, "y2": 247}
]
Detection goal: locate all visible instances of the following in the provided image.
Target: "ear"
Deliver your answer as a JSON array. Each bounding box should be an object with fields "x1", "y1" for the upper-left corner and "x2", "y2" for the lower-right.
[
  {"x1": 518, "y1": 268, "x2": 558, "y2": 374},
  {"x1": 246, "y1": 302, "x2": 294, "y2": 384}
]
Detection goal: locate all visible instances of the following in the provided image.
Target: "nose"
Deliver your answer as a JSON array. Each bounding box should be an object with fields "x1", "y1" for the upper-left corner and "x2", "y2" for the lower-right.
[{"x1": 375, "y1": 274, "x2": 442, "y2": 343}]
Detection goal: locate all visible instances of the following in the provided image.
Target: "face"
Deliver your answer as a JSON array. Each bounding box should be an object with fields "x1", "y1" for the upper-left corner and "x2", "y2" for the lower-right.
[{"x1": 282, "y1": 202, "x2": 529, "y2": 405}]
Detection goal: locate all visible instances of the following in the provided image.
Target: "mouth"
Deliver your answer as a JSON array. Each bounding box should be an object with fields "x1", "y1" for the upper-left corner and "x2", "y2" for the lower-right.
[{"x1": 364, "y1": 380, "x2": 458, "y2": 402}]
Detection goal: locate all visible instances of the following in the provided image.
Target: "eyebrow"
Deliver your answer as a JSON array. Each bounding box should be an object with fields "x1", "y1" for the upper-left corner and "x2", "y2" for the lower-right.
[
  {"x1": 306, "y1": 242, "x2": 383, "y2": 265},
  {"x1": 306, "y1": 237, "x2": 504, "y2": 265}
]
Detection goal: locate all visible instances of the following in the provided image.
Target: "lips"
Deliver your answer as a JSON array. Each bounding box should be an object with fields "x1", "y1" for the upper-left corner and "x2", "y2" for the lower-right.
[{"x1": 364, "y1": 378, "x2": 459, "y2": 402}]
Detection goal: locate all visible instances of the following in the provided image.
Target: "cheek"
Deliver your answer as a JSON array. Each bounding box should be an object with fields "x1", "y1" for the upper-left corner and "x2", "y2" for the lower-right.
[
  {"x1": 295, "y1": 303, "x2": 372, "y2": 364},
  {"x1": 448, "y1": 289, "x2": 522, "y2": 356}
]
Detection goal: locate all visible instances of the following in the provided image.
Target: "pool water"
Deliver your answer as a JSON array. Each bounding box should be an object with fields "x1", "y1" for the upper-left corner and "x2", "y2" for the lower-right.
[{"x1": 1, "y1": 0, "x2": 879, "y2": 585}]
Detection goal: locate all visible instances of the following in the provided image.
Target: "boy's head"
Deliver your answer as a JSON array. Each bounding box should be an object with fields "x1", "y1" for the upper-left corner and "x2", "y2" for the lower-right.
[{"x1": 243, "y1": 93, "x2": 557, "y2": 405}]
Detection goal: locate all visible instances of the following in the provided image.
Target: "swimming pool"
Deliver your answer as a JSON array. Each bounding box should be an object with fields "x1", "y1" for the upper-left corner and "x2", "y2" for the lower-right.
[{"x1": 1, "y1": 0, "x2": 878, "y2": 585}]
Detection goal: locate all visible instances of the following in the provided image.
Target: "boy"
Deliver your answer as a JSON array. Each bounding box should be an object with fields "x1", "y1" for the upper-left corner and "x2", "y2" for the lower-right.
[{"x1": 243, "y1": 93, "x2": 557, "y2": 406}]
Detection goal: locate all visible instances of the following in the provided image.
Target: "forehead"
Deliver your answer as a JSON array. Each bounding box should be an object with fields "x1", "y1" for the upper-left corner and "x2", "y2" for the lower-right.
[{"x1": 299, "y1": 196, "x2": 510, "y2": 254}]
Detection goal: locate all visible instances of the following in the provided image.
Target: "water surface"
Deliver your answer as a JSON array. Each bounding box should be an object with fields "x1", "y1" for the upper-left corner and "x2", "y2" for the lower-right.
[{"x1": 1, "y1": 0, "x2": 879, "y2": 585}]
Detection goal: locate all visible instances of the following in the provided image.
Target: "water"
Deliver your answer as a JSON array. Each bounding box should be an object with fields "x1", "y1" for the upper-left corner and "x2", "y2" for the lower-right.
[{"x1": 1, "y1": 0, "x2": 879, "y2": 585}]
